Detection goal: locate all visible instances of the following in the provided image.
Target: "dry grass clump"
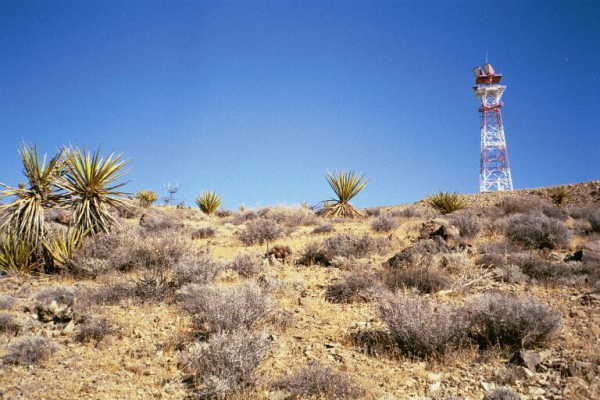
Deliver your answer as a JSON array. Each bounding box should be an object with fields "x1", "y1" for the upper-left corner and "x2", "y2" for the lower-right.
[
  {"x1": 2, "y1": 335, "x2": 57, "y2": 365},
  {"x1": 226, "y1": 253, "x2": 263, "y2": 278},
  {"x1": 0, "y1": 312, "x2": 21, "y2": 335},
  {"x1": 505, "y1": 213, "x2": 570, "y2": 249},
  {"x1": 450, "y1": 213, "x2": 481, "y2": 239},
  {"x1": 325, "y1": 272, "x2": 382, "y2": 304},
  {"x1": 215, "y1": 209, "x2": 233, "y2": 218},
  {"x1": 468, "y1": 293, "x2": 560, "y2": 349},
  {"x1": 238, "y1": 218, "x2": 283, "y2": 246},
  {"x1": 178, "y1": 283, "x2": 271, "y2": 337},
  {"x1": 311, "y1": 224, "x2": 335, "y2": 234},
  {"x1": 133, "y1": 269, "x2": 174, "y2": 302},
  {"x1": 173, "y1": 257, "x2": 224, "y2": 287},
  {"x1": 384, "y1": 267, "x2": 452, "y2": 294},
  {"x1": 274, "y1": 362, "x2": 365, "y2": 399},
  {"x1": 298, "y1": 234, "x2": 388, "y2": 266},
  {"x1": 497, "y1": 197, "x2": 568, "y2": 220},
  {"x1": 483, "y1": 387, "x2": 522, "y2": 400},
  {"x1": 371, "y1": 214, "x2": 399, "y2": 233},
  {"x1": 182, "y1": 329, "x2": 271, "y2": 399},
  {"x1": 191, "y1": 227, "x2": 216, "y2": 240},
  {"x1": 75, "y1": 318, "x2": 116, "y2": 343},
  {"x1": 378, "y1": 295, "x2": 470, "y2": 358},
  {"x1": 0, "y1": 295, "x2": 15, "y2": 310}
]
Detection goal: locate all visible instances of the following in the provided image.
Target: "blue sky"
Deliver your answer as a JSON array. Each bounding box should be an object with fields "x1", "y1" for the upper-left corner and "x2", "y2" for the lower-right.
[{"x1": 1, "y1": 1, "x2": 599, "y2": 209}]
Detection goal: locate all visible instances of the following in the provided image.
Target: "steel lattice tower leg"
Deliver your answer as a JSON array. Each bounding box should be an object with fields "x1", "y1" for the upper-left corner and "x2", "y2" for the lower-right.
[{"x1": 473, "y1": 64, "x2": 514, "y2": 192}]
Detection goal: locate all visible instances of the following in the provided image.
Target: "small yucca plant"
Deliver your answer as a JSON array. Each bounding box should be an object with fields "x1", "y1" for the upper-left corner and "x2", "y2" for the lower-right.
[
  {"x1": 135, "y1": 190, "x2": 158, "y2": 208},
  {"x1": 426, "y1": 192, "x2": 467, "y2": 214},
  {"x1": 42, "y1": 227, "x2": 86, "y2": 269},
  {"x1": 195, "y1": 191, "x2": 222, "y2": 215},
  {"x1": 58, "y1": 149, "x2": 128, "y2": 234},
  {"x1": 0, "y1": 145, "x2": 68, "y2": 245},
  {"x1": 322, "y1": 171, "x2": 367, "y2": 218},
  {"x1": 0, "y1": 232, "x2": 41, "y2": 274}
]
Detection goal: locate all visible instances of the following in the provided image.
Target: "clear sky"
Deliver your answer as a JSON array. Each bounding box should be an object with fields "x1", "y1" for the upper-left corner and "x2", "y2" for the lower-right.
[{"x1": 1, "y1": 1, "x2": 599, "y2": 209}]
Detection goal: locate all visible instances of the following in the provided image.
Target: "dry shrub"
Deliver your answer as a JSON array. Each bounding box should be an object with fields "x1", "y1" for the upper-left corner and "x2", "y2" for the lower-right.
[
  {"x1": 298, "y1": 234, "x2": 388, "y2": 266},
  {"x1": 2, "y1": 336, "x2": 57, "y2": 365},
  {"x1": 133, "y1": 268, "x2": 175, "y2": 302},
  {"x1": 384, "y1": 239, "x2": 448, "y2": 269},
  {"x1": 178, "y1": 283, "x2": 271, "y2": 337},
  {"x1": 510, "y1": 254, "x2": 574, "y2": 281},
  {"x1": 450, "y1": 213, "x2": 481, "y2": 239},
  {"x1": 468, "y1": 293, "x2": 560, "y2": 349},
  {"x1": 484, "y1": 387, "x2": 522, "y2": 400},
  {"x1": 259, "y1": 206, "x2": 320, "y2": 228},
  {"x1": 505, "y1": 213, "x2": 570, "y2": 249},
  {"x1": 274, "y1": 362, "x2": 364, "y2": 399},
  {"x1": 497, "y1": 197, "x2": 545, "y2": 215},
  {"x1": 312, "y1": 224, "x2": 335, "y2": 234},
  {"x1": 349, "y1": 329, "x2": 398, "y2": 357},
  {"x1": 191, "y1": 227, "x2": 216, "y2": 240},
  {"x1": 75, "y1": 318, "x2": 116, "y2": 343},
  {"x1": 173, "y1": 257, "x2": 224, "y2": 287},
  {"x1": 77, "y1": 282, "x2": 137, "y2": 307},
  {"x1": 371, "y1": 214, "x2": 399, "y2": 233},
  {"x1": 476, "y1": 253, "x2": 507, "y2": 268},
  {"x1": 232, "y1": 210, "x2": 259, "y2": 225},
  {"x1": 0, "y1": 312, "x2": 21, "y2": 335},
  {"x1": 226, "y1": 254, "x2": 263, "y2": 278},
  {"x1": 182, "y1": 329, "x2": 270, "y2": 399},
  {"x1": 379, "y1": 295, "x2": 470, "y2": 358},
  {"x1": 384, "y1": 267, "x2": 451, "y2": 294},
  {"x1": 215, "y1": 209, "x2": 233, "y2": 218},
  {"x1": 325, "y1": 272, "x2": 383, "y2": 304},
  {"x1": 391, "y1": 206, "x2": 428, "y2": 218},
  {"x1": 0, "y1": 295, "x2": 15, "y2": 310},
  {"x1": 365, "y1": 208, "x2": 381, "y2": 217},
  {"x1": 589, "y1": 211, "x2": 600, "y2": 233},
  {"x1": 70, "y1": 226, "x2": 194, "y2": 275},
  {"x1": 238, "y1": 218, "x2": 283, "y2": 246}
]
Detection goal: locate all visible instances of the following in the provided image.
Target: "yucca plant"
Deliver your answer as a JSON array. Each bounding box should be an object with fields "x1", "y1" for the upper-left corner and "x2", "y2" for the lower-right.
[
  {"x1": 426, "y1": 192, "x2": 467, "y2": 214},
  {"x1": 58, "y1": 149, "x2": 128, "y2": 234},
  {"x1": 0, "y1": 232, "x2": 41, "y2": 274},
  {"x1": 195, "y1": 191, "x2": 222, "y2": 215},
  {"x1": 135, "y1": 190, "x2": 158, "y2": 208},
  {"x1": 0, "y1": 145, "x2": 68, "y2": 245},
  {"x1": 42, "y1": 227, "x2": 86, "y2": 269},
  {"x1": 322, "y1": 171, "x2": 367, "y2": 218}
]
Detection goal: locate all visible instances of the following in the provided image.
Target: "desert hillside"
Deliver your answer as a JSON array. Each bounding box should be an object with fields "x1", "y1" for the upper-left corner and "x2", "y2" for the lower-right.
[{"x1": 1, "y1": 182, "x2": 600, "y2": 400}]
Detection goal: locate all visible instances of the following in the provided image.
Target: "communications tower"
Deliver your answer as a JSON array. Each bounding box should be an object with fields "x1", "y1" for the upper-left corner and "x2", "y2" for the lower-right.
[{"x1": 473, "y1": 63, "x2": 514, "y2": 192}]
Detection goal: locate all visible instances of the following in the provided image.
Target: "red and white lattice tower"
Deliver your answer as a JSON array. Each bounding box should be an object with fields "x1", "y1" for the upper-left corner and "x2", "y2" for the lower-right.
[{"x1": 473, "y1": 63, "x2": 514, "y2": 192}]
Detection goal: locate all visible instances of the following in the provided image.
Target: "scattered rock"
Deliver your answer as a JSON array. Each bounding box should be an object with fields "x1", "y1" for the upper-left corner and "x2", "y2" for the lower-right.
[{"x1": 511, "y1": 350, "x2": 542, "y2": 372}]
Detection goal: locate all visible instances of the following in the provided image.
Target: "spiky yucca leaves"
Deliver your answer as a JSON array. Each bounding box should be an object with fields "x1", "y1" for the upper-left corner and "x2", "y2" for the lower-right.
[
  {"x1": 43, "y1": 227, "x2": 86, "y2": 269},
  {"x1": 322, "y1": 171, "x2": 367, "y2": 218},
  {"x1": 0, "y1": 232, "x2": 41, "y2": 274},
  {"x1": 195, "y1": 191, "x2": 222, "y2": 215},
  {"x1": 135, "y1": 190, "x2": 158, "y2": 208},
  {"x1": 426, "y1": 192, "x2": 467, "y2": 214},
  {"x1": 0, "y1": 145, "x2": 68, "y2": 245},
  {"x1": 58, "y1": 149, "x2": 128, "y2": 234}
]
